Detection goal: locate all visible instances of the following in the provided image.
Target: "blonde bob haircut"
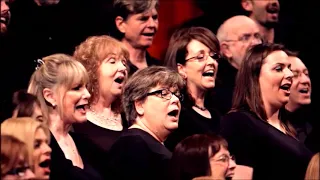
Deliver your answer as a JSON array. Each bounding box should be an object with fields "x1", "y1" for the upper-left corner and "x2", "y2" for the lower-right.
[
  {"x1": 1, "y1": 117, "x2": 50, "y2": 170},
  {"x1": 27, "y1": 53, "x2": 89, "y2": 124}
]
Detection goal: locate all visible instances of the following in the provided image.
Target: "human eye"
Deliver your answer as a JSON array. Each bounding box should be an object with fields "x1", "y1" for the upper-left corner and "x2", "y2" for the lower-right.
[
  {"x1": 34, "y1": 140, "x2": 41, "y2": 149},
  {"x1": 196, "y1": 53, "x2": 205, "y2": 60},
  {"x1": 108, "y1": 58, "x2": 116, "y2": 64},
  {"x1": 275, "y1": 65, "x2": 283, "y2": 72},
  {"x1": 72, "y1": 84, "x2": 83, "y2": 91},
  {"x1": 139, "y1": 16, "x2": 149, "y2": 22},
  {"x1": 292, "y1": 71, "x2": 299, "y2": 78}
]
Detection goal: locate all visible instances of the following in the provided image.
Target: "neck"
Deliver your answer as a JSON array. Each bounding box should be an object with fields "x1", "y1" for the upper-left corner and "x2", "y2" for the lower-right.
[
  {"x1": 188, "y1": 85, "x2": 206, "y2": 107},
  {"x1": 229, "y1": 58, "x2": 240, "y2": 70},
  {"x1": 91, "y1": 94, "x2": 115, "y2": 111},
  {"x1": 122, "y1": 39, "x2": 147, "y2": 68},
  {"x1": 131, "y1": 118, "x2": 168, "y2": 143},
  {"x1": 48, "y1": 112, "x2": 71, "y2": 138},
  {"x1": 255, "y1": 20, "x2": 275, "y2": 43},
  {"x1": 285, "y1": 101, "x2": 301, "y2": 112},
  {"x1": 264, "y1": 103, "x2": 283, "y2": 129}
]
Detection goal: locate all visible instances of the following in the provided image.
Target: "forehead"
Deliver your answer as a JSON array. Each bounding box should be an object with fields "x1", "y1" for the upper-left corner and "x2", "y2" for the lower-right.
[
  {"x1": 186, "y1": 39, "x2": 210, "y2": 55},
  {"x1": 230, "y1": 20, "x2": 260, "y2": 36},
  {"x1": 35, "y1": 128, "x2": 47, "y2": 139},
  {"x1": 263, "y1": 50, "x2": 289, "y2": 65},
  {"x1": 288, "y1": 57, "x2": 307, "y2": 71},
  {"x1": 131, "y1": 8, "x2": 158, "y2": 18}
]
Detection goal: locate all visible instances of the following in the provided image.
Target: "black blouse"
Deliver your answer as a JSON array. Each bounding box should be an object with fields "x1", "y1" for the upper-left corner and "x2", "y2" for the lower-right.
[
  {"x1": 106, "y1": 128, "x2": 172, "y2": 180},
  {"x1": 165, "y1": 106, "x2": 221, "y2": 152},
  {"x1": 49, "y1": 132, "x2": 102, "y2": 180},
  {"x1": 221, "y1": 111, "x2": 313, "y2": 180}
]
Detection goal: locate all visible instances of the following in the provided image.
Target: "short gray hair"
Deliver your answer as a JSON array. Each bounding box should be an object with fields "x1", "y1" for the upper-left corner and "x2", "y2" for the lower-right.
[{"x1": 122, "y1": 66, "x2": 184, "y2": 124}]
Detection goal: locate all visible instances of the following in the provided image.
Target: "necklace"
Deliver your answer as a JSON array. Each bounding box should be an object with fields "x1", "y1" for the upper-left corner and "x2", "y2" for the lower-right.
[
  {"x1": 88, "y1": 106, "x2": 122, "y2": 130},
  {"x1": 194, "y1": 104, "x2": 207, "y2": 111}
]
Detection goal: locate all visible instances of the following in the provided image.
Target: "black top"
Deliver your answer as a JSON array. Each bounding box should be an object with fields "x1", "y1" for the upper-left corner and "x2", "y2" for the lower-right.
[
  {"x1": 209, "y1": 58, "x2": 238, "y2": 115},
  {"x1": 281, "y1": 107, "x2": 313, "y2": 143},
  {"x1": 221, "y1": 111, "x2": 313, "y2": 180},
  {"x1": 164, "y1": 106, "x2": 221, "y2": 152},
  {"x1": 106, "y1": 128, "x2": 172, "y2": 180},
  {"x1": 73, "y1": 115, "x2": 128, "y2": 177},
  {"x1": 127, "y1": 51, "x2": 161, "y2": 76},
  {"x1": 49, "y1": 132, "x2": 103, "y2": 180}
]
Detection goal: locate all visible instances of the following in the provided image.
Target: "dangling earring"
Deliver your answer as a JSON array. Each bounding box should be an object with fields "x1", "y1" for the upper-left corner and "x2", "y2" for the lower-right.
[{"x1": 52, "y1": 103, "x2": 56, "y2": 109}]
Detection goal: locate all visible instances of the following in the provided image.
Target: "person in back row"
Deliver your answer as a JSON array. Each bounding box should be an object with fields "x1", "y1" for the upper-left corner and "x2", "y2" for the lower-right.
[{"x1": 112, "y1": 0, "x2": 161, "y2": 76}]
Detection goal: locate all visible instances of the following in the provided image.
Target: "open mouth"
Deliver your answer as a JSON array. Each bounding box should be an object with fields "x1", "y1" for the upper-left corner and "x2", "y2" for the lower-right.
[
  {"x1": 279, "y1": 83, "x2": 291, "y2": 91},
  {"x1": 141, "y1": 32, "x2": 155, "y2": 37},
  {"x1": 299, "y1": 88, "x2": 309, "y2": 94},
  {"x1": 202, "y1": 70, "x2": 215, "y2": 77},
  {"x1": 168, "y1": 109, "x2": 179, "y2": 118},
  {"x1": 266, "y1": 4, "x2": 280, "y2": 14},
  {"x1": 39, "y1": 159, "x2": 51, "y2": 168},
  {"x1": 75, "y1": 104, "x2": 88, "y2": 111},
  {"x1": 114, "y1": 76, "x2": 125, "y2": 84}
]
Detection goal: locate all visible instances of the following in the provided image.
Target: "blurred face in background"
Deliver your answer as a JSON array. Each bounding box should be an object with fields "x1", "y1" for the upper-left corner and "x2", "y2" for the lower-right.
[{"x1": 0, "y1": 0, "x2": 10, "y2": 34}]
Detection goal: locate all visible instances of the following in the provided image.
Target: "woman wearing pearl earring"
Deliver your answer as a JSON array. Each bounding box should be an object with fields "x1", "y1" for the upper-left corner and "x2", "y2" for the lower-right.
[{"x1": 28, "y1": 54, "x2": 102, "y2": 180}]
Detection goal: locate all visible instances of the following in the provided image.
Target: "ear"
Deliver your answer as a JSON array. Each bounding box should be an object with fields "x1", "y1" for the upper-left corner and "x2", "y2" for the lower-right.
[
  {"x1": 115, "y1": 16, "x2": 126, "y2": 34},
  {"x1": 42, "y1": 88, "x2": 57, "y2": 107},
  {"x1": 134, "y1": 100, "x2": 144, "y2": 116},
  {"x1": 241, "y1": 0, "x2": 253, "y2": 11},
  {"x1": 177, "y1": 63, "x2": 187, "y2": 79},
  {"x1": 220, "y1": 43, "x2": 233, "y2": 60}
]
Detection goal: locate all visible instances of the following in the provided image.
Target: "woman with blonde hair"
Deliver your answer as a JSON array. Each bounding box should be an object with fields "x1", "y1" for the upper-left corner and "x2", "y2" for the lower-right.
[
  {"x1": 1, "y1": 117, "x2": 51, "y2": 179},
  {"x1": 73, "y1": 35, "x2": 129, "y2": 177},
  {"x1": 27, "y1": 53, "x2": 102, "y2": 179},
  {"x1": 305, "y1": 153, "x2": 319, "y2": 180},
  {"x1": 1, "y1": 134, "x2": 35, "y2": 180}
]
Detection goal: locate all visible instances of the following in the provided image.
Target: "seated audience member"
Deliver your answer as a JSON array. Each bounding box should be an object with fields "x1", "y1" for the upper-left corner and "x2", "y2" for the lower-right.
[
  {"x1": 11, "y1": 90, "x2": 43, "y2": 122},
  {"x1": 221, "y1": 43, "x2": 313, "y2": 180},
  {"x1": 163, "y1": 26, "x2": 221, "y2": 151},
  {"x1": 112, "y1": 0, "x2": 161, "y2": 76},
  {"x1": 1, "y1": 117, "x2": 51, "y2": 179},
  {"x1": 214, "y1": 15, "x2": 262, "y2": 115},
  {"x1": 1, "y1": 135, "x2": 35, "y2": 180},
  {"x1": 305, "y1": 152, "x2": 319, "y2": 180},
  {"x1": 106, "y1": 66, "x2": 185, "y2": 180},
  {"x1": 73, "y1": 35, "x2": 129, "y2": 176},
  {"x1": 169, "y1": 134, "x2": 236, "y2": 180},
  {"x1": 28, "y1": 54, "x2": 102, "y2": 180}
]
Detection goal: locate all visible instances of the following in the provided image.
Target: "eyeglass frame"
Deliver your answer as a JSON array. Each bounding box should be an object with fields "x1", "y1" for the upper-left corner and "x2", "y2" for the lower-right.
[
  {"x1": 146, "y1": 88, "x2": 184, "y2": 102},
  {"x1": 185, "y1": 51, "x2": 221, "y2": 62},
  {"x1": 213, "y1": 154, "x2": 236, "y2": 163},
  {"x1": 224, "y1": 33, "x2": 263, "y2": 44}
]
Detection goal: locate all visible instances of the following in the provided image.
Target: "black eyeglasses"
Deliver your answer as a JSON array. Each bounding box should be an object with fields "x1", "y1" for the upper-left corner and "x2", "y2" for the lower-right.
[
  {"x1": 213, "y1": 155, "x2": 236, "y2": 163},
  {"x1": 5, "y1": 165, "x2": 30, "y2": 177},
  {"x1": 146, "y1": 89, "x2": 184, "y2": 102},
  {"x1": 186, "y1": 52, "x2": 221, "y2": 62}
]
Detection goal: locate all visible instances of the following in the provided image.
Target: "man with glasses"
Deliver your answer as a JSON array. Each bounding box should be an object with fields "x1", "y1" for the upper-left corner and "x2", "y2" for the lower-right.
[{"x1": 211, "y1": 15, "x2": 262, "y2": 115}]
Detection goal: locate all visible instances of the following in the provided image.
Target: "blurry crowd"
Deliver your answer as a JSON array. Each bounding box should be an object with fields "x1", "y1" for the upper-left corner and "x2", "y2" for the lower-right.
[{"x1": 0, "y1": 0, "x2": 319, "y2": 180}]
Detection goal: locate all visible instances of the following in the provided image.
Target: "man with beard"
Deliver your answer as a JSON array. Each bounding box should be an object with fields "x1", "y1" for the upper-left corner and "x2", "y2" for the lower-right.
[
  {"x1": 241, "y1": 0, "x2": 280, "y2": 43},
  {"x1": 0, "y1": 0, "x2": 10, "y2": 35}
]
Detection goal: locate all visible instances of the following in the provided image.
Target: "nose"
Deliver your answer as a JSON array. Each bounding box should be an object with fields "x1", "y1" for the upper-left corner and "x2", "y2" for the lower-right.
[
  {"x1": 285, "y1": 68, "x2": 293, "y2": 80},
  {"x1": 147, "y1": 17, "x2": 157, "y2": 28},
  {"x1": 42, "y1": 143, "x2": 52, "y2": 154},
  {"x1": 300, "y1": 73, "x2": 311, "y2": 85},
  {"x1": 118, "y1": 61, "x2": 127, "y2": 72},
  {"x1": 1, "y1": 1, "x2": 9, "y2": 12},
  {"x1": 228, "y1": 158, "x2": 237, "y2": 169},
  {"x1": 83, "y1": 88, "x2": 91, "y2": 99}
]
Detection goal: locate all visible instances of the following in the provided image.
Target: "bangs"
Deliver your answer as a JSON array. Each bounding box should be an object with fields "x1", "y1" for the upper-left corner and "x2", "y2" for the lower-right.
[
  {"x1": 57, "y1": 60, "x2": 89, "y2": 89},
  {"x1": 97, "y1": 39, "x2": 130, "y2": 62},
  {"x1": 154, "y1": 71, "x2": 185, "y2": 90}
]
